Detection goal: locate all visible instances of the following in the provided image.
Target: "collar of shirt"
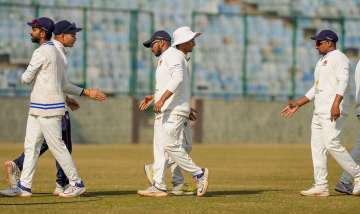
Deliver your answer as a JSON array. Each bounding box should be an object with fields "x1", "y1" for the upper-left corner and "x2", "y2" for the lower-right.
[
  {"x1": 52, "y1": 39, "x2": 69, "y2": 56},
  {"x1": 43, "y1": 40, "x2": 54, "y2": 46},
  {"x1": 321, "y1": 49, "x2": 337, "y2": 60},
  {"x1": 172, "y1": 47, "x2": 191, "y2": 61}
]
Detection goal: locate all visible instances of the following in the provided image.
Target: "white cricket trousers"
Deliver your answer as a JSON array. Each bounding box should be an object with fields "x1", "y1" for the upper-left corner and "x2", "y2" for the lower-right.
[
  {"x1": 311, "y1": 113, "x2": 360, "y2": 186},
  {"x1": 20, "y1": 114, "x2": 82, "y2": 189},
  {"x1": 152, "y1": 114, "x2": 202, "y2": 190},
  {"x1": 339, "y1": 121, "x2": 360, "y2": 184}
]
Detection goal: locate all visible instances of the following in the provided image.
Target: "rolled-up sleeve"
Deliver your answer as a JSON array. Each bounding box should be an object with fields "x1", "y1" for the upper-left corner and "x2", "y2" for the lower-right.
[
  {"x1": 335, "y1": 56, "x2": 350, "y2": 96},
  {"x1": 305, "y1": 85, "x2": 315, "y2": 100},
  {"x1": 21, "y1": 49, "x2": 45, "y2": 84},
  {"x1": 165, "y1": 55, "x2": 184, "y2": 93}
]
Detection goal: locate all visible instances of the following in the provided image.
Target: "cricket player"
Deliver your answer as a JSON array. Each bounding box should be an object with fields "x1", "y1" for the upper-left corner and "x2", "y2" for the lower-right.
[
  {"x1": 0, "y1": 17, "x2": 106, "y2": 198},
  {"x1": 281, "y1": 29, "x2": 360, "y2": 196},
  {"x1": 335, "y1": 58, "x2": 360, "y2": 194},
  {"x1": 137, "y1": 26, "x2": 209, "y2": 197},
  {"x1": 138, "y1": 30, "x2": 196, "y2": 196},
  {"x1": 2, "y1": 20, "x2": 98, "y2": 196}
]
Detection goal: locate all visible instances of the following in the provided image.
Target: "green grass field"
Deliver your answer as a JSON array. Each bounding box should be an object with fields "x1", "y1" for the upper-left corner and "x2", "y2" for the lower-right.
[{"x1": 0, "y1": 143, "x2": 360, "y2": 214}]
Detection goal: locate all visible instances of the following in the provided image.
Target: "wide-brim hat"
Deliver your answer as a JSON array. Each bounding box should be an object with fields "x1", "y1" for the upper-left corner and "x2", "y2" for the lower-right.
[{"x1": 172, "y1": 26, "x2": 201, "y2": 47}]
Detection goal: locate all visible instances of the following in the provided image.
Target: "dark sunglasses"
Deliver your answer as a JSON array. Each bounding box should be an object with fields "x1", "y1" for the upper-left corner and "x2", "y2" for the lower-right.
[
  {"x1": 316, "y1": 40, "x2": 329, "y2": 46},
  {"x1": 150, "y1": 40, "x2": 161, "y2": 48}
]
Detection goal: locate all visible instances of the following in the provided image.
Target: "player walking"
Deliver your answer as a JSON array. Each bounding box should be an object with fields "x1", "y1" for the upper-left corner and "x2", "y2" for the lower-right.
[{"x1": 281, "y1": 30, "x2": 360, "y2": 196}]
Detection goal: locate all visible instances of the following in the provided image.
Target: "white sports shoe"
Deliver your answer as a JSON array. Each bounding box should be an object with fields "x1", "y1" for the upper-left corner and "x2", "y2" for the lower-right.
[
  {"x1": 4, "y1": 161, "x2": 21, "y2": 187},
  {"x1": 144, "y1": 164, "x2": 154, "y2": 185},
  {"x1": 196, "y1": 168, "x2": 209, "y2": 197},
  {"x1": 0, "y1": 185, "x2": 32, "y2": 197},
  {"x1": 53, "y1": 183, "x2": 68, "y2": 196},
  {"x1": 137, "y1": 186, "x2": 168, "y2": 197},
  {"x1": 59, "y1": 182, "x2": 86, "y2": 198},
  {"x1": 353, "y1": 178, "x2": 360, "y2": 195},
  {"x1": 171, "y1": 183, "x2": 196, "y2": 196},
  {"x1": 300, "y1": 185, "x2": 329, "y2": 197}
]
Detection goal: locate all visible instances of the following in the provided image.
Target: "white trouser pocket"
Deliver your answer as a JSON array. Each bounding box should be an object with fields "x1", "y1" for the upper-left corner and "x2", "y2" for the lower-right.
[{"x1": 162, "y1": 114, "x2": 184, "y2": 139}]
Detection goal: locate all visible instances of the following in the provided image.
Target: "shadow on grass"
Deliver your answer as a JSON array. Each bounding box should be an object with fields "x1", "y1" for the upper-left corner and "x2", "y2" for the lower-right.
[
  {"x1": 206, "y1": 189, "x2": 282, "y2": 197},
  {"x1": 0, "y1": 190, "x2": 136, "y2": 205},
  {"x1": 0, "y1": 197, "x2": 101, "y2": 206},
  {"x1": 84, "y1": 190, "x2": 136, "y2": 197}
]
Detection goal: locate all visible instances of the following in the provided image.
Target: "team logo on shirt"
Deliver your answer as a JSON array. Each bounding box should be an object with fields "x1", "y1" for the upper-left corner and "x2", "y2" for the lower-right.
[
  {"x1": 158, "y1": 59, "x2": 162, "y2": 66},
  {"x1": 322, "y1": 60, "x2": 327, "y2": 66}
]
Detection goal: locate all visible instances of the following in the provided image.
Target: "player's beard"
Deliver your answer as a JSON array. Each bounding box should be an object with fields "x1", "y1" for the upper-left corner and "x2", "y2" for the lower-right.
[
  {"x1": 154, "y1": 48, "x2": 162, "y2": 57},
  {"x1": 31, "y1": 36, "x2": 40, "y2": 43}
]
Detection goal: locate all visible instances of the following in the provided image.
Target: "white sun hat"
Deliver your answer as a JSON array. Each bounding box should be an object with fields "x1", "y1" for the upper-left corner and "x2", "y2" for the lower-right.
[{"x1": 172, "y1": 26, "x2": 202, "y2": 47}]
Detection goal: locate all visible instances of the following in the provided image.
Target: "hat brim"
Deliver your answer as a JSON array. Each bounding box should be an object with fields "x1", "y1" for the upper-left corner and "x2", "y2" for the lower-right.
[
  {"x1": 143, "y1": 39, "x2": 152, "y2": 48},
  {"x1": 27, "y1": 22, "x2": 51, "y2": 32},
  {"x1": 172, "y1": 32, "x2": 202, "y2": 47}
]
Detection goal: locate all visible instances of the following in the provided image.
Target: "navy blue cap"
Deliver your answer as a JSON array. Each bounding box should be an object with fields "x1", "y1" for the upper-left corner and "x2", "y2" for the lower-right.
[
  {"x1": 143, "y1": 30, "x2": 171, "y2": 48},
  {"x1": 54, "y1": 20, "x2": 82, "y2": 35},
  {"x1": 27, "y1": 17, "x2": 54, "y2": 33},
  {"x1": 311, "y1": 29, "x2": 339, "y2": 42}
]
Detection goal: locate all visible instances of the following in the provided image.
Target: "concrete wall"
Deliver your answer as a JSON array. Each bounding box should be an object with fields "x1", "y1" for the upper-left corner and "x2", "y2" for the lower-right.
[
  {"x1": 202, "y1": 99, "x2": 359, "y2": 144},
  {"x1": 0, "y1": 97, "x2": 132, "y2": 144},
  {"x1": 0, "y1": 97, "x2": 359, "y2": 144}
]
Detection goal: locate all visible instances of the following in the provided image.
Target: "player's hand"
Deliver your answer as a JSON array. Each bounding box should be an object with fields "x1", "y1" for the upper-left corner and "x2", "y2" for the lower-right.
[
  {"x1": 330, "y1": 103, "x2": 341, "y2": 121},
  {"x1": 280, "y1": 101, "x2": 299, "y2": 118},
  {"x1": 189, "y1": 108, "x2": 197, "y2": 121},
  {"x1": 153, "y1": 99, "x2": 165, "y2": 113},
  {"x1": 139, "y1": 95, "x2": 154, "y2": 111},
  {"x1": 65, "y1": 96, "x2": 80, "y2": 111},
  {"x1": 84, "y1": 88, "x2": 107, "y2": 101}
]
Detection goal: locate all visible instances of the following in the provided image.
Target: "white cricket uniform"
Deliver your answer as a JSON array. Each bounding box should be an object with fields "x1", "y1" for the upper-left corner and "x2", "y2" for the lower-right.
[
  {"x1": 19, "y1": 40, "x2": 83, "y2": 190},
  {"x1": 305, "y1": 49, "x2": 360, "y2": 187},
  {"x1": 339, "y1": 59, "x2": 360, "y2": 184},
  {"x1": 152, "y1": 47, "x2": 202, "y2": 190}
]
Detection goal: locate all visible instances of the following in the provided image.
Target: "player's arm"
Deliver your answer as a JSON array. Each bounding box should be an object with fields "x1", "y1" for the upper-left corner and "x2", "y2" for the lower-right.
[
  {"x1": 281, "y1": 96, "x2": 310, "y2": 118},
  {"x1": 139, "y1": 95, "x2": 154, "y2": 111},
  {"x1": 281, "y1": 81, "x2": 315, "y2": 118},
  {"x1": 153, "y1": 56, "x2": 184, "y2": 113},
  {"x1": 154, "y1": 90, "x2": 173, "y2": 113},
  {"x1": 331, "y1": 57, "x2": 349, "y2": 121},
  {"x1": 80, "y1": 88, "x2": 107, "y2": 101},
  {"x1": 189, "y1": 107, "x2": 197, "y2": 121},
  {"x1": 355, "y1": 60, "x2": 360, "y2": 119},
  {"x1": 21, "y1": 49, "x2": 45, "y2": 84},
  {"x1": 61, "y1": 71, "x2": 106, "y2": 101},
  {"x1": 62, "y1": 72, "x2": 84, "y2": 96},
  {"x1": 65, "y1": 95, "x2": 80, "y2": 111}
]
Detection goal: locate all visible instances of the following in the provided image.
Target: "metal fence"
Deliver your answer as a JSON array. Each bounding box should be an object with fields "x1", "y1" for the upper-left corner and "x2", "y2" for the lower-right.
[
  {"x1": 0, "y1": 2, "x2": 154, "y2": 96},
  {"x1": 192, "y1": 12, "x2": 360, "y2": 99},
  {"x1": 1, "y1": 2, "x2": 360, "y2": 100}
]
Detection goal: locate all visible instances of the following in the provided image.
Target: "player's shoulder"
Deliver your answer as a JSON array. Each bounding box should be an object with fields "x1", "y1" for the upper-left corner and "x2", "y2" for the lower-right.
[
  {"x1": 162, "y1": 47, "x2": 185, "y2": 62},
  {"x1": 330, "y1": 50, "x2": 349, "y2": 62}
]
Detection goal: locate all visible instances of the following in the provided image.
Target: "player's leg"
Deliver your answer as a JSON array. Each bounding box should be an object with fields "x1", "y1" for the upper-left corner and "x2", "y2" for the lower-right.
[
  {"x1": 300, "y1": 114, "x2": 329, "y2": 196},
  {"x1": 138, "y1": 117, "x2": 168, "y2": 197},
  {"x1": 39, "y1": 115, "x2": 85, "y2": 197},
  {"x1": 53, "y1": 112, "x2": 72, "y2": 195},
  {"x1": 322, "y1": 115, "x2": 360, "y2": 195},
  {"x1": 4, "y1": 142, "x2": 49, "y2": 188},
  {"x1": 0, "y1": 115, "x2": 44, "y2": 197},
  {"x1": 170, "y1": 125, "x2": 195, "y2": 195},
  {"x1": 336, "y1": 130, "x2": 360, "y2": 194},
  {"x1": 161, "y1": 114, "x2": 208, "y2": 196}
]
